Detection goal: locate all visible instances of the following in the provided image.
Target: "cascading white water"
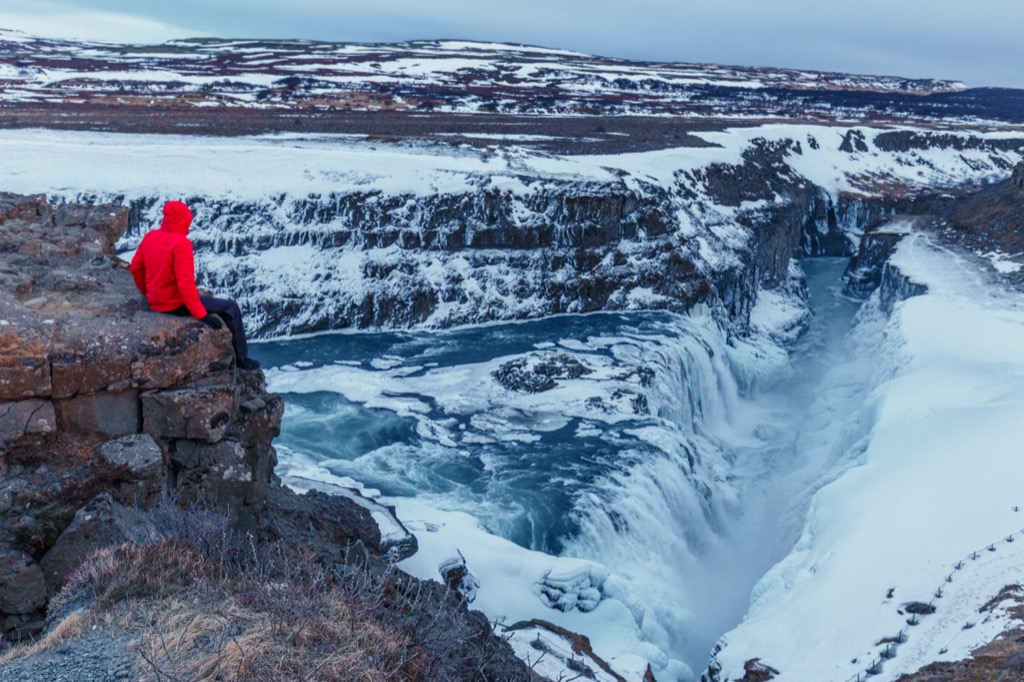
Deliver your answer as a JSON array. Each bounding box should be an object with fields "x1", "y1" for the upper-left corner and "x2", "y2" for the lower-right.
[{"x1": 260, "y1": 257, "x2": 878, "y2": 680}]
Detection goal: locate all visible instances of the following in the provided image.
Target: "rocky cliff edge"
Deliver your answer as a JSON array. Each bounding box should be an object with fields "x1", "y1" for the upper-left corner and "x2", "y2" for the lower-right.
[{"x1": 0, "y1": 192, "x2": 418, "y2": 644}]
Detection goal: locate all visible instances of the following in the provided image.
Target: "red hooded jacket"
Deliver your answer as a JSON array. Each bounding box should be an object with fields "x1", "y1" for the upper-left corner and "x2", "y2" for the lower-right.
[{"x1": 130, "y1": 201, "x2": 208, "y2": 319}]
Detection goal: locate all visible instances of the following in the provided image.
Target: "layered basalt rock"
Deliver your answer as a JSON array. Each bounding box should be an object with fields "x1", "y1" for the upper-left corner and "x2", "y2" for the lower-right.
[{"x1": 0, "y1": 193, "x2": 414, "y2": 644}]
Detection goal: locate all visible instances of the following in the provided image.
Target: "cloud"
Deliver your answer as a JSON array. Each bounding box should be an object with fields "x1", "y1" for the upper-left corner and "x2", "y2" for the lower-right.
[{"x1": 0, "y1": 1, "x2": 199, "y2": 43}]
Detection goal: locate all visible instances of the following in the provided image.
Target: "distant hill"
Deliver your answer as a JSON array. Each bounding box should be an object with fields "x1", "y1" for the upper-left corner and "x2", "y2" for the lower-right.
[{"x1": 2, "y1": 28, "x2": 1023, "y2": 142}]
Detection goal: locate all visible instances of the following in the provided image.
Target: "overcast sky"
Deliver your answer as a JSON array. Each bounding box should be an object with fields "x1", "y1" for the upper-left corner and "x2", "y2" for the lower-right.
[{"x1": 2, "y1": 0, "x2": 1022, "y2": 88}]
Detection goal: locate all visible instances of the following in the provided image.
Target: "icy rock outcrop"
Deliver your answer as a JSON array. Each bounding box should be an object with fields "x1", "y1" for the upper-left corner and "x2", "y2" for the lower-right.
[
  {"x1": 121, "y1": 183, "x2": 730, "y2": 337},
  {"x1": 536, "y1": 562, "x2": 609, "y2": 613},
  {"x1": 842, "y1": 221, "x2": 918, "y2": 300},
  {"x1": 877, "y1": 260, "x2": 929, "y2": 315},
  {"x1": 492, "y1": 353, "x2": 594, "y2": 393},
  {"x1": 440, "y1": 551, "x2": 480, "y2": 603}
]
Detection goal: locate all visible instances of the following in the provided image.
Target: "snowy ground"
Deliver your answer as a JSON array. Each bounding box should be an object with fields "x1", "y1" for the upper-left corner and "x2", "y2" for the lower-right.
[
  {"x1": 711, "y1": 231, "x2": 1024, "y2": 682},
  {"x1": 0, "y1": 125, "x2": 1018, "y2": 208}
]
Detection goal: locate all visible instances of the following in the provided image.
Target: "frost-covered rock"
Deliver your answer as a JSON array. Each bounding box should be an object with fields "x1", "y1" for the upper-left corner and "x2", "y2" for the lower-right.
[
  {"x1": 48, "y1": 125, "x2": 1012, "y2": 339},
  {"x1": 439, "y1": 551, "x2": 480, "y2": 603},
  {"x1": 536, "y1": 561, "x2": 609, "y2": 613}
]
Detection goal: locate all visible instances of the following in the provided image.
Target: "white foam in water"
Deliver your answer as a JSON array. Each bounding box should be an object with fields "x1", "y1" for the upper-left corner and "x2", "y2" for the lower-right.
[
  {"x1": 266, "y1": 248, "x2": 1020, "y2": 681},
  {"x1": 263, "y1": 284, "x2": 855, "y2": 680}
]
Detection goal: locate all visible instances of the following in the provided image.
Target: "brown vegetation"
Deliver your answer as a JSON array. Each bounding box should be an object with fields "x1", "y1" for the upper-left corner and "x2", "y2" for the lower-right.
[
  {"x1": 2, "y1": 501, "x2": 536, "y2": 681},
  {"x1": 895, "y1": 587, "x2": 1024, "y2": 682},
  {"x1": 65, "y1": 542, "x2": 425, "y2": 681}
]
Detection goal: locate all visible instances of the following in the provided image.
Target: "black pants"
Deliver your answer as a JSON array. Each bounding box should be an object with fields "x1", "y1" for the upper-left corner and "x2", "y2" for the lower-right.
[{"x1": 167, "y1": 295, "x2": 249, "y2": 360}]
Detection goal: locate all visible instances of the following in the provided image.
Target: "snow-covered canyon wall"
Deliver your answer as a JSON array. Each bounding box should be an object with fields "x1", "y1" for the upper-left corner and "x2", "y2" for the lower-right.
[
  {"x1": 706, "y1": 225, "x2": 1024, "y2": 682},
  {"x1": 3, "y1": 125, "x2": 1016, "y2": 339}
]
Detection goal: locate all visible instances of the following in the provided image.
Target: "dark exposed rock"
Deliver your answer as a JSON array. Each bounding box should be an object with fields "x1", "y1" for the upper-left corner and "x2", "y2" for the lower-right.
[
  {"x1": 56, "y1": 389, "x2": 141, "y2": 437},
  {"x1": 0, "y1": 548, "x2": 46, "y2": 615},
  {"x1": 141, "y1": 384, "x2": 239, "y2": 442},
  {"x1": 1014, "y1": 161, "x2": 1024, "y2": 194},
  {"x1": 843, "y1": 224, "x2": 915, "y2": 300},
  {"x1": 39, "y1": 493, "x2": 158, "y2": 597},
  {"x1": 493, "y1": 353, "x2": 594, "y2": 393},
  {"x1": 0, "y1": 357, "x2": 51, "y2": 401},
  {"x1": 258, "y1": 485, "x2": 395, "y2": 558},
  {"x1": 440, "y1": 551, "x2": 480, "y2": 603},
  {"x1": 877, "y1": 260, "x2": 929, "y2": 315},
  {"x1": 0, "y1": 399, "x2": 56, "y2": 449},
  {"x1": 171, "y1": 439, "x2": 258, "y2": 506},
  {"x1": 741, "y1": 658, "x2": 779, "y2": 681},
  {"x1": 904, "y1": 601, "x2": 937, "y2": 615},
  {"x1": 93, "y1": 433, "x2": 163, "y2": 476},
  {"x1": 875, "y1": 131, "x2": 1024, "y2": 155},
  {"x1": 840, "y1": 129, "x2": 869, "y2": 153},
  {"x1": 92, "y1": 434, "x2": 166, "y2": 507}
]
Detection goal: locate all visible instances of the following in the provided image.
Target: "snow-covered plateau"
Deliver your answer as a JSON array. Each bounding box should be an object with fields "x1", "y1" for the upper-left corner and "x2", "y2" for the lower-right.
[{"x1": 1, "y1": 116, "x2": 1023, "y2": 682}]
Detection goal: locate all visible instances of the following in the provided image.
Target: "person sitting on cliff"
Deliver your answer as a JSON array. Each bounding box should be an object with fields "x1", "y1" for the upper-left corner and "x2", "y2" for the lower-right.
[{"x1": 130, "y1": 200, "x2": 261, "y2": 371}]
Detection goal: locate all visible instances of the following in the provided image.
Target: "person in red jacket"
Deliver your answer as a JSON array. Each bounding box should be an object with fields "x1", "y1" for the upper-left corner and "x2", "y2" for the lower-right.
[{"x1": 130, "y1": 200, "x2": 260, "y2": 370}]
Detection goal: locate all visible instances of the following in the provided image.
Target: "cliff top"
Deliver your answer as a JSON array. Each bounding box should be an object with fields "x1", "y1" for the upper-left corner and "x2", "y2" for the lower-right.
[
  {"x1": 0, "y1": 192, "x2": 239, "y2": 414},
  {"x1": 0, "y1": 192, "x2": 537, "y2": 682}
]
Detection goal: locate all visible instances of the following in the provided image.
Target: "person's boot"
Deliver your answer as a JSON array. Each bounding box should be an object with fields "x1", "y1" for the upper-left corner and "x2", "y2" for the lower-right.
[{"x1": 237, "y1": 357, "x2": 261, "y2": 371}]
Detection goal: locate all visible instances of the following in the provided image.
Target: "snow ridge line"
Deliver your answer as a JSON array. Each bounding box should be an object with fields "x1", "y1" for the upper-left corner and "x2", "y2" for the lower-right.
[{"x1": 836, "y1": 514, "x2": 1024, "y2": 682}]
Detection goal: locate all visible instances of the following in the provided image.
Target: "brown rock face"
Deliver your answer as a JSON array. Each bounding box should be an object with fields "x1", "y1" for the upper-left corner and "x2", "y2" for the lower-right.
[
  {"x1": 943, "y1": 165, "x2": 1024, "y2": 277},
  {"x1": 0, "y1": 193, "x2": 409, "y2": 644},
  {"x1": 141, "y1": 384, "x2": 239, "y2": 442}
]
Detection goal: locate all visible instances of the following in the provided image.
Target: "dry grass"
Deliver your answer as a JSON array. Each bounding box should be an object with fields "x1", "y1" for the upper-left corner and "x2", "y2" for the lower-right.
[
  {"x1": 0, "y1": 609, "x2": 89, "y2": 665},
  {"x1": 52, "y1": 540, "x2": 425, "y2": 682},
  {"x1": 7, "y1": 501, "x2": 530, "y2": 681},
  {"x1": 128, "y1": 587, "x2": 421, "y2": 681}
]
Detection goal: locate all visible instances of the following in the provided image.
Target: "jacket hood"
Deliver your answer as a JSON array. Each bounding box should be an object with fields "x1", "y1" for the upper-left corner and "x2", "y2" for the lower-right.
[{"x1": 161, "y1": 201, "x2": 193, "y2": 235}]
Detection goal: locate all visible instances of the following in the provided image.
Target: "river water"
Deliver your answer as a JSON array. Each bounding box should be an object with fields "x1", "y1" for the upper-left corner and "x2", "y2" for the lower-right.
[{"x1": 257, "y1": 257, "x2": 869, "y2": 677}]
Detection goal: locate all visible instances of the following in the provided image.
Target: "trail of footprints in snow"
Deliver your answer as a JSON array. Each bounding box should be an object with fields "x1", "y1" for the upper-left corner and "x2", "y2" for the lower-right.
[{"x1": 838, "y1": 511, "x2": 1024, "y2": 682}]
